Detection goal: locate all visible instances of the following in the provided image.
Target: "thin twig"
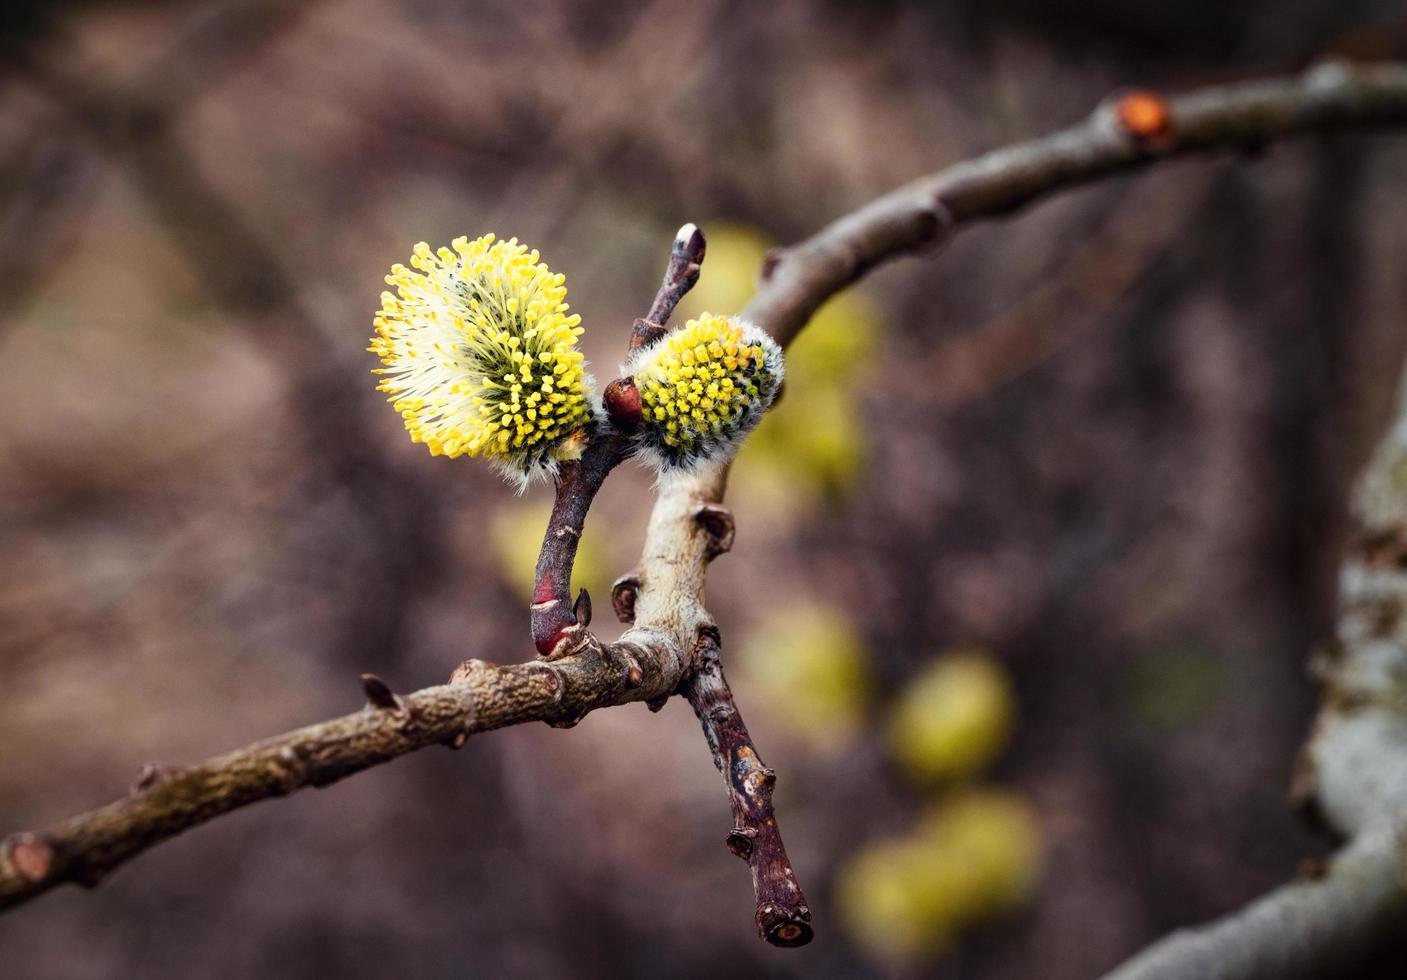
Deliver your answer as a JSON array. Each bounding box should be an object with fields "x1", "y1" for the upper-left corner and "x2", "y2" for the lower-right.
[
  {"x1": 529, "y1": 223, "x2": 706, "y2": 658},
  {"x1": 633, "y1": 221, "x2": 707, "y2": 351},
  {"x1": 683, "y1": 627, "x2": 813, "y2": 947},
  {"x1": 520, "y1": 221, "x2": 814, "y2": 939}
]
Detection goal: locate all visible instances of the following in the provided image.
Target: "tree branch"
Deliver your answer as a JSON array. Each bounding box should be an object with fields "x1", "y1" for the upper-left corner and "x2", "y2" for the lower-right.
[
  {"x1": 0, "y1": 635, "x2": 684, "y2": 910},
  {"x1": 1101, "y1": 396, "x2": 1407, "y2": 980},
  {"x1": 683, "y1": 626, "x2": 814, "y2": 947},
  {"x1": 530, "y1": 224, "x2": 706, "y2": 658},
  {"x1": 750, "y1": 60, "x2": 1407, "y2": 346},
  {"x1": 7, "y1": 62, "x2": 1407, "y2": 956}
]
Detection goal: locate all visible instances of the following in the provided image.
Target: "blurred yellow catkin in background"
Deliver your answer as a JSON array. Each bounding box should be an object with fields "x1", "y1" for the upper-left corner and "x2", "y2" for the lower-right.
[
  {"x1": 836, "y1": 788, "x2": 1042, "y2": 964},
  {"x1": 887, "y1": 648, "x2": 1016, "y2": 784},
  {"x1": 683, "y1": 225, "x2": 1037, "y2": 968},
  {"x1": 735, "y1": 605, "x2": 871, "y2": 753}
]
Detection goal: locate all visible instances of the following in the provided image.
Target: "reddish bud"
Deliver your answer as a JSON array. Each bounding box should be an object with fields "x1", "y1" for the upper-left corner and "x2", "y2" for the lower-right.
[{"x1": 603, "y1": 377, "x2": 643, "y2": 431}]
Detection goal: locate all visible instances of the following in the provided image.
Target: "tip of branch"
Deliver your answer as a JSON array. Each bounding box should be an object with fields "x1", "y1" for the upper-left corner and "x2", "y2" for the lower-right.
[
  {"x1": 676, "y1": 222, "x2": 706, "y2": 264},
  {"x1": 757, "y1": 902, "x2": 814, "y2": 948}
]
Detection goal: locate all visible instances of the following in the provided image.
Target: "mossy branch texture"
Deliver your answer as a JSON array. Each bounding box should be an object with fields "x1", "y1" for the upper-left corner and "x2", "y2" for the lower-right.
[{"x1": 8, "y1": 61, "x2": 1407, "y2": 962}]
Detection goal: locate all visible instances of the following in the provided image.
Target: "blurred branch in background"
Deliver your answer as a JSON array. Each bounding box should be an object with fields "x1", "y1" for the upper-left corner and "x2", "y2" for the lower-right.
[
  {"x1": 5, "y1": 60, "x2": 1407, "y2": 970},
  {"x1": 0, "y1": 139, "x2": 94, "y2": 339},
  {"x1": 9, "y1": 0, "x2": 443, "y2": 670},
  {"x1": 1105, "y1": 377, "x2": 1407, "y2": 978}
]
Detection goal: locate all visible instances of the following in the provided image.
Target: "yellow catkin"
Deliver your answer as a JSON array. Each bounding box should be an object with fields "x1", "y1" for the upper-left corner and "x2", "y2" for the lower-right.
[
  {"x1": 369, "y1": 234, "x2": 593, "y2": 482},
  {"x1": 628, "y1": 313, "x2": 783, "y2": 470}
]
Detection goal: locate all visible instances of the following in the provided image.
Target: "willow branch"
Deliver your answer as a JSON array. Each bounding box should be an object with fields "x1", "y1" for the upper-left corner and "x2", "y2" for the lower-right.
[
  {"x1": 524, "y1": 221, "x2": 815, "y2": 942},
  {"x1": 529, "y1": 436, "x2": 626, "y2": 658},
  {"x1": 0, "y1": 542, "x2": 698, "y2": 911},
  {"x1": 749, "y1": 60, "x2": 1407, "y2": 346},
  {"x1": 530, "y1": 223, "x2": 706, "y2": 658},
  {"x1": 683, "y1": 626, "x2": 813, "y2": 947},
  {"x1": 635, "y1": 221, "x2": 707, "y2": 350},
  {"x1": 8, "y1": 63, "x2": 1407, "y2": 949}
]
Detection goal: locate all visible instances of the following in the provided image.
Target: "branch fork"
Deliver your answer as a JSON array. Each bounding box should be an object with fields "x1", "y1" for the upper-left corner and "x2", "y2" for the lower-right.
[{"x1": 517, "y1": 223, "x2": 814, "y2": 939}]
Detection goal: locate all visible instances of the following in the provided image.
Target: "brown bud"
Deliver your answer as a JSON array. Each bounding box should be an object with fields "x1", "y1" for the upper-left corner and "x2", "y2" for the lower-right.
[
  {"x1": 611, "y1": 574, "x2": 640, "y2": 623},
  {"x1": 693, "y1": 504, "x2": 735, "y2": 559},
  {"x1": 603, "y1": 377, "x2": 643, "y2": 431},
  {"x1": 360, "y1": 673, "x2": 402, "y2": 711},
  {"x1": 677, "y1": 222, "x2": 706, "y2": 265},
  {"x1": 573, "y1": 587, "x2": 592, "y2": 627},
  {"x1": 726, "y1": 826, "x2": 757, "y2": 860}
]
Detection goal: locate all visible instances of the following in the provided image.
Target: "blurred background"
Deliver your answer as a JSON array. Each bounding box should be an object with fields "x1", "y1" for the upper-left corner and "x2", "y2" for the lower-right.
[{"x1": 4, "y1": 1, "x2": 1407, "y2": 977}]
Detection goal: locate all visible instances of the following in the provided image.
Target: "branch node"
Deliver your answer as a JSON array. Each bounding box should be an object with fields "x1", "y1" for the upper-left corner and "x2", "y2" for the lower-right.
[
  {"x1": 628, "y1": 318, "x2": 667, "y2": 352},
  {"x1": 539, "y1": 624, "x2": 593, "y2": 661},
  {"x1": 534, "y1": 664, "x2": 565, "y2": 702},
  {"x1": 359, "y1": 673, "x2": 406, "y2": 714},
  {"x1": 914, "y1": 199, "x2": 957, "y2": 256},
  {"x1": 131, "y1": 763, "x2": 183, "y2": 794},
  {"x1": 694, "y1": 624, "x2": 723, "y2": 662},
  {"x1": 1304, "y1": 57, "x2": 1354, "y2": 97},
  {"x1": 646, "y1": 693, "x2": 670, "y2": 713},
  {"x1": 611, "y1": 574, "x2": 641, "y2": 623},
  {"x1": 1113, "y1": 89, "x2": 1174, "y2": 150},
  {"x1": 693, "y1": 504, "x2": 735, "y2": 559},
  {"x1": 1297, "y1": 857, "x2": 1330, "y2": 881},
  {"x1": 268, "y1": 746, "x2": 304, "y2": 793},
  {"x1": 726, "y1": 826, "x2": 758, "y2": 860},
  {"x1": 448, "y1": 659, "x2": 478, "y2": 685},
  {"x1": 6, "y1": 834, "x2": 53, "y2": 884},
  {"x1": 613, "y1": 646, "x2": 645, "y2": 689},
  {"x1": 760, "y1": 247, "x2": 784, "y2": 282}
]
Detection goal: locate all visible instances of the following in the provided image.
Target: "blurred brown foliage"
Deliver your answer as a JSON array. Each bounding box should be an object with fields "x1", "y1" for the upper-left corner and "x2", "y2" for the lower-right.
[{"x1": 4, "y1": 1, "x2": 1407, "y2": 977}]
